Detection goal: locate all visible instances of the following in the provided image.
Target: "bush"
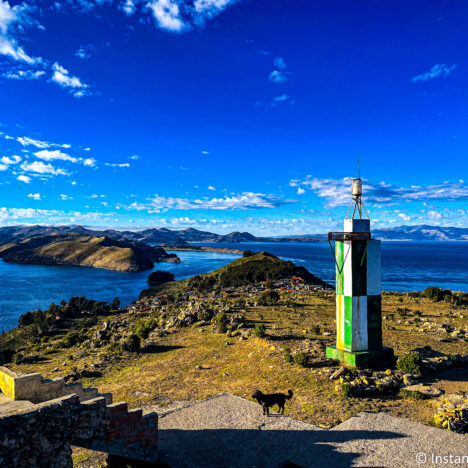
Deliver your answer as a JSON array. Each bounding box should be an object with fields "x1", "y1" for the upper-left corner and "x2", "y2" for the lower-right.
[
  {"x1": 424, "y1": 287, "x2": 452, "y2": 302},
  {"x1": 12, "y1": 353, "x2": 23, "y2": 364},
  {"x1": 283, "y1": 348, "x2": 293, "y2": 363},
  {"x1": 254, "y1": 323, "x2": 266, "y2": 338},
  {"x1": 62, "y1": 332, "x2": 79, "y2": 348},
  {"x1": 294, "y1": 352, "x2": 308, "y2": 367},
  {"x1": 341, "y1": 382, "x2": 353, "y2": 397},
  {"x1": 257, "y1": 289, "x2": 280, "y2": 306},
  {"x1": 397, "y1": 352, "x2": 423, "y2": 376},
  {"x1": 243, "y1": 250, "x2": 255, "y2": 257},
  {"x1": 134, "y1": 318, "x2": 158, "y2": 340},
  {"x1": 311, "y1": 324, "x2": 321, "y2": 334},
  {"x1": 400, "y1": 388, "x2": 423, "y2": 400},
  {"x1": 213, "y1": 313, "x2": 229, "y2": 333},
  {"x1": 122, "y1": 334, "x2": 141, "y2": 352}
]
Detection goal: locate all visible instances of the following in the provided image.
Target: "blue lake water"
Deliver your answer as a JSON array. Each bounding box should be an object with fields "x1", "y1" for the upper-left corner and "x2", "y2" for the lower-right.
[{"x1": 0, "y1": 241, "x2": 467, "y2": 332}]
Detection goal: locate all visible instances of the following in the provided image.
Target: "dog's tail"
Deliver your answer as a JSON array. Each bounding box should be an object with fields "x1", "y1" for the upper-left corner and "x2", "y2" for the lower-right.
[{"x1": 286, "y1": 389, "x2": 293, "y2": 399}]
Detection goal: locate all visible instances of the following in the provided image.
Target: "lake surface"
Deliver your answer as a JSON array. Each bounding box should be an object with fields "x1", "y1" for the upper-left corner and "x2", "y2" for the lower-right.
[{"x1": 0, "y1": 241, "x2": 467, "y2": 332}]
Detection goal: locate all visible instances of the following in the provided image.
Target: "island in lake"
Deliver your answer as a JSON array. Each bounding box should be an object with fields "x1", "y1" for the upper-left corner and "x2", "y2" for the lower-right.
[{"x1": 0, "y1": 234, "x2": 179, "y2": 272}]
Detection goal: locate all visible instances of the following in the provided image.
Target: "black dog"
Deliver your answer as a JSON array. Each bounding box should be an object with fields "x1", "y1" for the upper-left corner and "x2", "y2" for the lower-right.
[{"x1": 252, "y1": 389, "x2": 293, "y2": 416}]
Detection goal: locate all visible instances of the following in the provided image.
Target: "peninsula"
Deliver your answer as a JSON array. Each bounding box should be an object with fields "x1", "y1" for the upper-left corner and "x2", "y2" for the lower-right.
[{"x1": 0, "y1": 234, "x2": 179, "y2": 272}]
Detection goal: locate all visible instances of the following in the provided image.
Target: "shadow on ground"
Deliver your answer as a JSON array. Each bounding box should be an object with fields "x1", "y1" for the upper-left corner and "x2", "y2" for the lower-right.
[{"x1": 156, "y1": 427, "x2": 405, "y2": 468}]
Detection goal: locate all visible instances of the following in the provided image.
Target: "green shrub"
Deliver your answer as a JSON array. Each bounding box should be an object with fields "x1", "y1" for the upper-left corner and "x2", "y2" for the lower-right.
[
  {"x1": 213, "y1": 313, "x2": 229, "y2": 333},
  {"x1": 294, "y1": 352, "x2": 308, "y2": 367},
  {"x1": 254, "y1": 323, "x2": 266, "y2": 338},
  {"x1": 257, "y1": 289, "x2": 280, "y2": 306},
  {"x1": 134, "y1": 318, "x2": 158, "y2": 340},
  {"x1": 283, "y1": 348, "x2": 293, "y2": 363},
  {"x1": 12, "y1": 353, "x2": 22, "y2": 364},
  {"x1": 62, "y1": 332, "x2": 79, "y2": 348},
  {"x1": 311, "y1": 324, "x2": 321, "y2": 334},
  {"x1": 400, "y1": 388, "x2": 423, "y2": 400},
  {"x1": 341, "y1": 382, "x2": 353, "y2": 397},
  {"x1": 122, "y1": 334, "x2": 141, "y2": 352},
  {"x1": 397, "y1": 352, "x2": 423, "y2": 376}
]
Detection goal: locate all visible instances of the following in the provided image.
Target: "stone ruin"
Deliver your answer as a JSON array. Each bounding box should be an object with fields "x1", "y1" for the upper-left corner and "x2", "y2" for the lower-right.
[{"x1": 0, "y1": 366, "x2": 158, "y2": 467}]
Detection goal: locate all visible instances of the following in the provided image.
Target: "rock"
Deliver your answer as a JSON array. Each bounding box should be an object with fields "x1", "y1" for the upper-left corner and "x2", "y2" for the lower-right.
[
  {"x1": 322, "y1": 332, "x2": 332, "y2": 336},
  {"x1": 330, "y1": 366, "x2": 348, "y2": 380},
  {"x1": 148, "y1": 270, "x2": 175, "y2": 285},
  {"x1": 402, "y1": 384, "x2": 442, "y2": 398},
  {"x1": 402, "y1": 374, "x2": 418, "y2": 386}
]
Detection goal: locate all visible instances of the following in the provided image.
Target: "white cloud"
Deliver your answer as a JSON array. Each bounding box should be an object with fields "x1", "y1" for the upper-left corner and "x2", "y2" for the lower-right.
[
  {"x1": 60, "y1": 194, "x2": 73, "y2": 200},
  {"x1": 201, "y1": 150, "x2": 210, "y2": 155},
  {"x1": 127, "y1": 192, "x2": 293, "y2": 212},
  {"x1": 75, "y1": 44, "x2": 95, "y2": 60},
  {"x1": 129, "y1": 154, "x2": 140, "y2": 160},
  {"x1": 20, "y1": 160, "x2": 69, "y2": 175},
  {"x1": 121, "y1": 0, "x2": 136, "y2": 15},
  {"x1": 0, "y1": 163, "x2": 7, "y2": 171},
  {"x1": 28, "y1": 193, "x2": 40, "y2": 200},
  {"x1": 290, "y1": 176, "x2": 468, "y2": 208},
  {"x1": 0, "y1": 0, "x2": 42, "y2": 64},
  {"x1": 146, "y1": 0, "x2": 185, "y2": 32},
  {"x1": 269, "y1": 70, "x2": 290, "y2": 83},
  {"x1": 50, "y1": 62, "x2": 91, "y2": 98},
  {"x1": 84, "y1": 147, "x2": 91, "y2": 151},
  {"x1": 17, "y1": 136, "x2": 50, "y2": 148},
  {"x1": 273, "y1": 56, "x2": 286, "y2": 70},
  {"x1": 2, "y1": 68, "x2": 45, "y2": 80},
  {"x1": 83, "y1": 157, "x2": 96, "y2": 167},
  {"x1": 0, "y1": 154, "x2": 21, "y2": 164},
  {"x1": 33, "y1": 149, "x2": 78, "y2": 163},
  {"x1": 297, "y1": 187, "x2": 305, "y2": 195},
  {"x1": 104, "y1": 162, "x2": 130, "y2": 168},
  {"x1": 17, "y1": 174, "x2": 31, "y2": 183},
  {"x1": 412, "y1": 64, "x2": 456, "y2": 82},
  {"x1": 208, "y1": 185, "x2": 216, "y2": 190}
]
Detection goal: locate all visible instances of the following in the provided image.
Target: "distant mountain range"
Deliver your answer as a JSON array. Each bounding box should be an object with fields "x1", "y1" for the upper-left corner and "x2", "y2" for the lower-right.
[{"x1": 0, "y1": 224, "x2": 466, "y2": 245}]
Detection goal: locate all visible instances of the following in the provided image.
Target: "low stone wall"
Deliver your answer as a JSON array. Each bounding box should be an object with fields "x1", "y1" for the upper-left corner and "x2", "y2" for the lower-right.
[
  {"x1": 0, "y1": 394, "x2": 108, "y2": 468},
  {"x1": 0, "y1": 366, "x2": 112, "y2": 404},
  {"x1": 0, "y1": 394, "x2": 158, "y2": 467}
]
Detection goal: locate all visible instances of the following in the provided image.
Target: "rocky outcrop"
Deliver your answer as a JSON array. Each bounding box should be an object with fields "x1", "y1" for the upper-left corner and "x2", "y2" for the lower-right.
[{"x1": 148, "y1": 270, "x2": 175, "y2": 285}]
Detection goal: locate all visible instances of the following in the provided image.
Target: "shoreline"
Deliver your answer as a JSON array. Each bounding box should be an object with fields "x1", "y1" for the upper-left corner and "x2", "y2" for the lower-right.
[{"x1": 164, "y1": 245, "x2": 244, "y2": 255}]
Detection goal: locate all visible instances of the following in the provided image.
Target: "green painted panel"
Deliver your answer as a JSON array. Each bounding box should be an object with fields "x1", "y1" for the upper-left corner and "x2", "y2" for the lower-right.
[
  {"x1": 352, "y1": 240, "x2": 367, "y2": 296},
  {"x1": 336, "y1": 241, "x2": 344, "y2": 295},
  {"x1": 367, "y1": 295, "x2": 382, "y2": 351},
  {"x1": 344, "y1": 295, "x2": 353, "y2": 350}
]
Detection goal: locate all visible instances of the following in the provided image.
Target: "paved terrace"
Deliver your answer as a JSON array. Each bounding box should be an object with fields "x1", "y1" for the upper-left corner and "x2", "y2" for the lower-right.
[{"x1": 157, "y1": 393, "x2": 467, "y2": 468}]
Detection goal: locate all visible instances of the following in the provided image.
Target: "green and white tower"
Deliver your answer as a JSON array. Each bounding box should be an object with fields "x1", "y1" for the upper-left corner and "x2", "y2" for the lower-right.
[{"x1": 326, "y1": 178, "x2": 394, "y2": 368}]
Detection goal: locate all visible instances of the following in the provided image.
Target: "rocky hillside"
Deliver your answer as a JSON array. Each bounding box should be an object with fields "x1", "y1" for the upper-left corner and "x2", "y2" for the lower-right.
[{"x1": 0, "y1": 234, "x2": 179, "y2": 272}]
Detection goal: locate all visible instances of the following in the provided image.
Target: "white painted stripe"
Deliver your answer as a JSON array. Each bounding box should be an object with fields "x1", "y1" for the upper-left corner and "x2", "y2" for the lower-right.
[
  {"x1": 343, "y1": 241, "x2": 353, "y2": 297},
  {"x1": 351, "y1": 296, "x2": 368, "y2": 352},
  {"x1": 366, "y1": 240, "x2": 381, "y2": 295}
]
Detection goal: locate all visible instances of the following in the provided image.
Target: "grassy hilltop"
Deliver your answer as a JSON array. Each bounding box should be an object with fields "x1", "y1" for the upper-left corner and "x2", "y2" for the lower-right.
[{"x1": 0, "y1": 252, "x2": 467, "y2": 465}]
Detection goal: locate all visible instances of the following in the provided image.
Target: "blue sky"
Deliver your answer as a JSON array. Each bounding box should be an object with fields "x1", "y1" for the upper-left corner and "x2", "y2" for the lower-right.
[{"x1": 0, "y1": 0, "x2": 467, "y2": 235}]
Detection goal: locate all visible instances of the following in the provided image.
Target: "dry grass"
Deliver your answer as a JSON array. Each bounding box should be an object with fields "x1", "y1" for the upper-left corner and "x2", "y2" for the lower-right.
[{"x1": 15, "y1": 291, "x2": 467, "y2": 432}]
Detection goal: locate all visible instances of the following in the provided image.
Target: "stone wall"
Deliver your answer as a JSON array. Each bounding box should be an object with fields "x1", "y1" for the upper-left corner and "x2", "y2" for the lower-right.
[
  {"x1": 0, "y1": 366, "x2": 112, "y2": 404},
  {"x1": 0, "y1": 394, "x2": 108, "y2": 468},
  {"x1": 0, "y1": 393, "x2": 158, "y2": 467}
]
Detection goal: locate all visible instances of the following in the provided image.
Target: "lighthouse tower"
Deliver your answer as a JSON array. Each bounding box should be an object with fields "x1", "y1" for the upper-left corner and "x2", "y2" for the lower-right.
[{"x1": 326, "y1": 178, "x2": 394, "y2": 368}]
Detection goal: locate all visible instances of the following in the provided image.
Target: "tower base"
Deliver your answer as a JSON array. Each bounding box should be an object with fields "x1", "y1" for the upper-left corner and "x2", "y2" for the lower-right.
[{"x1": 326, "y1": 345, "x2": 394, "y2": 368}]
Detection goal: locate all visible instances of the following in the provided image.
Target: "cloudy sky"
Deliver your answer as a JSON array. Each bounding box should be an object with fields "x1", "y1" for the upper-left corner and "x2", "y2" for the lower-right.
[{"x1": 0, "y1": 0, "x2": 466, "y2": 235}]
